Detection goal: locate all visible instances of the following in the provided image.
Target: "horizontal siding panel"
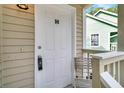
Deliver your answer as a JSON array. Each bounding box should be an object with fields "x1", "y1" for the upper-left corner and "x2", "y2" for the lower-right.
[
  {"x1": 76, "y1": 23, "x2": 83, "y2": 28},
  {"x1": 3, "y1": 53, "x2": 34, "y2": 61},
  {"x1": 77, "y1": 50, "x2": 82, "y2": 54},
  {"x1": 77, "y1": 42, "x2": 82, "y2": 46},
  {"x1": 3, "y1": 4, "x2": 34, "y2": 14},
  {"x1": 77, "y1": 53, "x2": 82, "y2": 56},
  {"x1": 76, "y1": 15, "x2": 82, "y2": 19},
  {"x1": 0, "y1": 81, "x2": 1, "y2": 88},
  {"x1": 20, "y1": 84, "x2": 34, "y2": 88},
  {"x1": 2, "y1": 59, "x2": 34, "y2": 69},
  {"x1": 3, "y1": 31, "x2": 34, "y2": 39},
  {"x1": 3, "y1": 15, "x2": 34, "y2": 27},
  {"x1": 76, "y1": 20, "x2": 83, "y2": 26},
  {"x1": 76, "y1": 54, "x2": 82, "y2": 57},
  {"x1": 77, "y1": 25, "x2": 82, "y2": 29},
  {"x1": 77, "y1": 49, "x2": 82, "y2": 54},
  {"x1": 77, "y1": 37, "x2": 82, "y2": 41},
  {"x1": 3, "y1": 23, "x2": 34, "y2": 33},
  {"x1": 77, "y1": 40, "x2": 83, "y2": 43},
  {"x1": 77, "y1": 42, "x2": 83, "y2": 46},
  {"x1": 0, "y1": 71, "x2": 2, "y2": 79},
  {"x1": 0, "y1": 63, "x2": 1, "y2": 68},
  {"x1": 77, "y1": 23, "x2": 83, "y2": 28},
  {"x1": 3, "y1": 7, "x2": 34, "y2": 20},
  {"x1": 0, "y1": 84, "x2": 1, "y2": 88},
  {"x1": 76, "y1": 42, "x2": 83, "y2": 46},
  {"x1": 76, "y1": 47, "x2": 83, "y2": 51},
  {"x1": 0, "y1": 65, "x2": 1, "y2": 72},
  {"x1": 77, "y1": 29, "x2": 82, "y2": 33},
  {"x1": 2, "y1": 65, "x2": 34, "y2": 77},
  {"x1": 3, "y1": 46, "x2": 34, "y2": 53},
  {"x1": 76, "y1": 16, "x2": 82, "y2": 20},
  {"x1": 3, "y1": 39, "x2": 34, "y2": 46},
  {"x1": 76, "y1": 43, "x2": 83, "y2": 46},
  {"x1": 77, "y1": 27, "x2": 83, "y2": 31},
  {"x1": 76, "y1": 36, "x2": 82, "y2": 39},
  {"x1": 77, "y1": 48, "x2": 82, "y2": 51},
  {"x1": 76, "y1": 45, "x2": 83, "y2": 49},
  {"x1": 3, "y1": 71, "x2": 33, "y2": 85},
  {"x1": 76, "y1": 33, "x2": 82, "y2": 37},
  {"x1": 76, "y1": 30, "x2": 82, "y2": 34},
  {"x1": 3, "y1": 78, "x2": 33, "y2": 88},
  {"x1": 76, "y1": 40, "x2": 82, "y2": 43}
]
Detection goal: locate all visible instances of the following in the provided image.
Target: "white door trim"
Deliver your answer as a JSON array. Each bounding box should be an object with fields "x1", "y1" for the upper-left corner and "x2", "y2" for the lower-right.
[{"x1": 34, "y1": 4, "x2": 76, "y2": 88}]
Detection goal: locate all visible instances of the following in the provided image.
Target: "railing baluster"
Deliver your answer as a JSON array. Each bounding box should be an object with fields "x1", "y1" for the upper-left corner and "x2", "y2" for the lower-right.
[
  {"x1": 107, "y1": 64, "x2": 110, "y2": 74},
  {"x1": 115, "y1": 62, "x2": 118, "y2": 81},
  {"x1": 113, "y1": 62, "x2": 116, "y2": 79},
  {"x1": 118, "y1": 61, "x2": 120, "y2": 83}
]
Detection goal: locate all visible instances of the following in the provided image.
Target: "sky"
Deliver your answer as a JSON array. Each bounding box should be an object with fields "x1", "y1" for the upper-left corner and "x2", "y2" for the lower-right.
[
  {"x1": 85, "y1": 4, "x2": 118, "y2": 13},
  {"x1": 93, "y1": 4, "x2": 116, "y2": 9}
]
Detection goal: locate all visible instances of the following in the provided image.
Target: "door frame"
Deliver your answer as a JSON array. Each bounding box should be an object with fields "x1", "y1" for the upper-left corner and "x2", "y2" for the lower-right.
[{"x1": 34, "y1": 4, "x2": 76, "y2": 88}]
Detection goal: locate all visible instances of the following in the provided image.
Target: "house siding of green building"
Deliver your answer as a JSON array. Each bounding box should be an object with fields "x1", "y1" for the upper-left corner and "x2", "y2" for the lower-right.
[{"x1": 86, "y1": 9, "x2": 118, "y2": 51}]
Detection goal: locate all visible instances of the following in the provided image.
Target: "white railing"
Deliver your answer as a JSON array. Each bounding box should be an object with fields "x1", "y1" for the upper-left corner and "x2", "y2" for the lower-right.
[
  {"x1": 100, "y1": 72, "x2": 122, "y2": 88},
  {"x1": 91, "y1": 51, "x2": 124, "y2": 88},
  {"x1": 110, "y1": 43, "x2": 117, "y2": 51},
  {"x1": 82, "y1": 48, "x2": 109, "y2": 79}
]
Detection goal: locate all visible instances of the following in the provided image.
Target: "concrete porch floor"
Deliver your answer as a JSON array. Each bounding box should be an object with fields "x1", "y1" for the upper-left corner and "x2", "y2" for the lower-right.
[{"x1": 65, "y1": 79, "x2": 92, "y2": 88}]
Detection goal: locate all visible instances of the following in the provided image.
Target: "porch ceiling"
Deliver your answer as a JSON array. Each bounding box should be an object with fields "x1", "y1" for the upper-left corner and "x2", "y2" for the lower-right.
[
  {"x1": 80, "y1": 4, "x2": 91, "y2": 8},
  {"x1": 70, "y1": 4, "x2": 91, "y2": 8}
]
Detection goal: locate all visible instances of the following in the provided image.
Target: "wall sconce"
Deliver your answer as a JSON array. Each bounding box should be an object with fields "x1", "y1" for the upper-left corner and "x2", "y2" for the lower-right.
[{"x1": 17, "y1": 4, "x2": 29, "y2": 10}]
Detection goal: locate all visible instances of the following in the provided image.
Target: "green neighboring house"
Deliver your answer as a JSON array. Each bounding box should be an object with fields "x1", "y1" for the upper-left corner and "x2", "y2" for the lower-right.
[{"x1": 86, "y1": 9, "x2": 118, "y2": 51}]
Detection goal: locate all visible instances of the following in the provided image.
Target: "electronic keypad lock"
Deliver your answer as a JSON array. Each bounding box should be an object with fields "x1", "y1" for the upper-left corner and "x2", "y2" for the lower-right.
[{"x1": 38, "y1": 55, "x2": 43, "y2": 71}]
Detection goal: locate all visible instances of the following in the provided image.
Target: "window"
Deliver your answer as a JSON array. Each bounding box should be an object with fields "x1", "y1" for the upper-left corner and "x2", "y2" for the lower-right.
[{"x1": 91, "y1": 34, "x2": 99, "y2": 46}]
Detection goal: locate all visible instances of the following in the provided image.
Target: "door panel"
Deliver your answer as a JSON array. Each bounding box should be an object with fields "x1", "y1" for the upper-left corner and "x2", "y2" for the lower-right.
[
  {"x1": 45, "y1": 60, "x2": 55, "y2": 82},
  {"x1": 35, "y1": 5, "x2": 72, "y2": 88}
]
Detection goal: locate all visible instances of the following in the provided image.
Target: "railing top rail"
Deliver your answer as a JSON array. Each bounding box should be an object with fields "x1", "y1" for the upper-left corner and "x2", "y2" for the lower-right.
[
  {"x1": 82, "y1": 48, "x2": 109, "y2": 53},
  {"x1": 100, "y1": 72, "x2": 123, "y2": 88},
  {"x1": 91, "y1": 51, "x2": 124, "y2": 60}
]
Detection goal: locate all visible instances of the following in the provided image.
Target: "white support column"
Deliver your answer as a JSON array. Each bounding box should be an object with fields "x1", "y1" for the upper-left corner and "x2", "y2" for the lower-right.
[{"x1": 92, "y1": 58, "x2": 102, "y2": 88}]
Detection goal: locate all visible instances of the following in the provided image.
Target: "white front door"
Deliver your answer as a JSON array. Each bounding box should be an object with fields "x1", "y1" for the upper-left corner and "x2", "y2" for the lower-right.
[{"x1": 35, "y1": 5, "x2": 74, "y2": 88}]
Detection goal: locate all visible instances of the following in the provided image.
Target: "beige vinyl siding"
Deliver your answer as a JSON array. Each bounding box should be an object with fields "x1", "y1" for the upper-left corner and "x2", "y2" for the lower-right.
[
  {"x1": 0, "y1": 71, "x2": 1, "y2": 87},
  {"x1": 71, "y1": 5, "x2": 83, "y2": 57},
  {"x1": 0, "y1": 4, "x2": 34, "y2": 88},
  {"x1": 0, "y1": 5, "x2": 3, "y2": 88},
  {"x1": 3, "y1": 46, "x2": 34, "y2": 53},
  {"x1": 3, "y1": 23, "x2": 34, "y2": 33}
]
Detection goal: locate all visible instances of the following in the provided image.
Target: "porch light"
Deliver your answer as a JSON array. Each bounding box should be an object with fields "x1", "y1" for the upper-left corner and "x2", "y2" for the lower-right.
[{"x1": 16, "y1": 4, "x2": 29, "y2": 10}]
